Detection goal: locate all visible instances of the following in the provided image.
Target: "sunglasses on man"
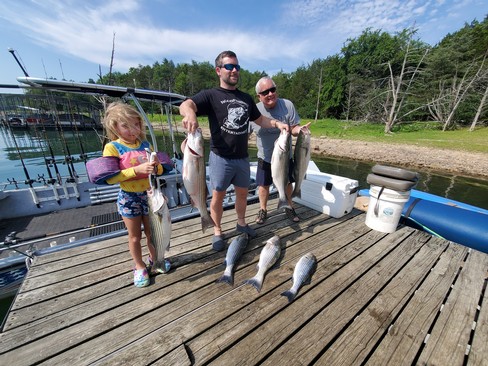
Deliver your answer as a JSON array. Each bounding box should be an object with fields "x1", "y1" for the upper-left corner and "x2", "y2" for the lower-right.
[
  {"x1": 220, "y1": 64, "x2": 241, "y2": 71},
  {"x1": 258, "y1": 87, "x2": 277, "y2": 96}
]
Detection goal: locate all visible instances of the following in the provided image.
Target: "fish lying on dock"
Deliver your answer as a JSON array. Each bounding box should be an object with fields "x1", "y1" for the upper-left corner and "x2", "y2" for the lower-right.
[
  {"x1": 244, "y1": 235, "x2": 281, "y2": 292},
  {"x1": 216, "y1": 233, "x2": 249, "y2": 285},
  {"x1": 292, "y1": 128, "x2": 311, "y2": 198},
  {"x1": 271, "y1": 130, "x2": 291, "y2": 210},
  {"x1": 181, "y1": 128, "x2": 215, "y2": 233},
  {"x1": 281, "y1": 252, "x2": 317, "y2": 302}
]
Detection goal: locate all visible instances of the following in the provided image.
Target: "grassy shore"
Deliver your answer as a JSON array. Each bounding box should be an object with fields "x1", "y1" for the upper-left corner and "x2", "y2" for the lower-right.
[
  {"x1": 154, "y1": 117, "x2": 488, "y2": 178},
  {"x1": 171, "y1": 117, "x2": 488, "y2": 154},
  {"x1": 305, "y1": 119, "x2": 488, "y2": 154}
]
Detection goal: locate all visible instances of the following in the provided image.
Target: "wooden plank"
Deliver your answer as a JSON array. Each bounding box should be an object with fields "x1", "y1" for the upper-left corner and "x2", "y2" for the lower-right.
[
  {"x1": 317, "y1": 237, "x2": 466, "y2": 365},
  {"x1": 364, "y1": 239, "x2": 468, "y2": 365},
  {"x1": 152, "y1": 344, "x2": 191, "y2": 366},
  {"x1": 0, "y1": 203, "x2": 332, "y2": 364},
  {"x1": 188, "y1": 223, "x2": 387, "y2": 364},
  {"x1": 418, "y1": 248, "x2": 488, "y2": 365},
  {"x1": 256, "y1": 230, "x2": 430, "y2": 366},
  {"x1": 2, "y1": 196, "x2": 484, "y2": 366},
  {"x1": 468, "y1": 251, "x2": 488, "y2": 366},
  {"x1": 28, "y1": 235, "x2": 126, "y2": 267},
  {"x1": 3, "y1": 207, "x2": 319, "y2": 340},
  {"x1": 6, "y1": 204, "x2": 297, "y2": 326},
  {"x1": 19, "y1": 245, "x2": 131, "y2": 291},
  {"x1": 38, "y1": 212, "x2": 363, "y2": 365},
  {"x1": 204, "y1": 227, "x2": 420, "y2": 365}
]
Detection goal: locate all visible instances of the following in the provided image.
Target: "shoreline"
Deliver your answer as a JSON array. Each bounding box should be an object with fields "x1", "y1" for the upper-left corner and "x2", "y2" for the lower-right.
[{"x1": 197, "y1": 127, "x2": 488, "y2": 180}]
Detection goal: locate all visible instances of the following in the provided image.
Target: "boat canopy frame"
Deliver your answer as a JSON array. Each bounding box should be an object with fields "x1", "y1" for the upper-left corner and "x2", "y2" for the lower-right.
[{"x1": 17, "y1": 77, "x2": 187, "y2": 154}]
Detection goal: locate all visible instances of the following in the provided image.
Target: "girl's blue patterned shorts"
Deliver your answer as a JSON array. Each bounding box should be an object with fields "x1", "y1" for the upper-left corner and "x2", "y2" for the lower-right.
[{"x1": 117, "y1": 190, "x2": 149, "y2": 218}]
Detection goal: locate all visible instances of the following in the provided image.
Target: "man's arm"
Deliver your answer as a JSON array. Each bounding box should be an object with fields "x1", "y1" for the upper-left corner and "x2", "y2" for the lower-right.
[
  {"x1": 254, "y1": 115, "x2": 289, "y2": 132},
  {"x1": 180, "y1": 99, "x2": 199, "y2": 133}
]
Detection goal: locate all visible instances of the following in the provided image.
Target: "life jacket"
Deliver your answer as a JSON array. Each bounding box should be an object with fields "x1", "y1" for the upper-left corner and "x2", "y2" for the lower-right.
[{"x1": 111, "y1": 140, "x2": 150, "y2": 181}]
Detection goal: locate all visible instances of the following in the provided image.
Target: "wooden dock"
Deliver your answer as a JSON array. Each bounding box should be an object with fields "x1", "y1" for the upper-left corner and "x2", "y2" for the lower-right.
[{"x1": 1, "y1": 198, "x2": 487, "y2": 365}]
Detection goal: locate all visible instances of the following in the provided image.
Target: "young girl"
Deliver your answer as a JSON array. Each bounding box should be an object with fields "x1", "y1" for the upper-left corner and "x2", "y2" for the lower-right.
[{"x1": 103, "y1": 102, "x2": 163, "y2": 288}]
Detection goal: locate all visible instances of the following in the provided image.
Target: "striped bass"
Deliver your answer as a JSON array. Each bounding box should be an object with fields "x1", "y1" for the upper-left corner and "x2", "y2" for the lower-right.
[
  {"x1": 271, "y1": 129, "x2": 291, "y2": 210},
  {"x1": 244, "y1": 235, "x2": 281, "y2": 292},
  {"x1": 281, "y1": 252, "x2": 317, "y2": 302},
  {"x1": 181, "y1": 128, "x2": 215, "y2": 233},
  {"x1": 147, "y1": 190, "x2": 171, "y2": 273},
  {"x1": 147, "y1": 152, "x2": 171, "y2": 273},
  {"x1": 292, "y1": 128, "x2": 311, "y2": 198},
  {"x1": 216, "y1": 233, "x2": 249, "y2": 285}
]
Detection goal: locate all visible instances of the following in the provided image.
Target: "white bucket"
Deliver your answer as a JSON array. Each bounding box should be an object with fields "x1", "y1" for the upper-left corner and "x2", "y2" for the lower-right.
[{"x1": 365, "y1": 185, "x2": 410, "y2": 233}]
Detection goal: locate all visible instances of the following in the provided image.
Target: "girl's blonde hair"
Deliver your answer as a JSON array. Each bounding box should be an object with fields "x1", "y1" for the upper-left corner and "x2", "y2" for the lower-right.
[{"x1": 103, "y1": 102, "x2": 147, "y2": 141}]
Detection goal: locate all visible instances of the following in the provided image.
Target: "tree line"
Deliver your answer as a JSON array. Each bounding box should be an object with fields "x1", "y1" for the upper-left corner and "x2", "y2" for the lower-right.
[{"x1": 33, "y1": 16, "x2": 488, "y2": 133}]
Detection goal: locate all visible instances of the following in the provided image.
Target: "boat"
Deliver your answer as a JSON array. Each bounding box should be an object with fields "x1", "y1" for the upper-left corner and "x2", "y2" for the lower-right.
[
  {"x1": 0, "y1": 77, "x2": 264, "y2": 298},
  {"x1": 0, "y1": 94, "x2": 103, "y2": 130}
]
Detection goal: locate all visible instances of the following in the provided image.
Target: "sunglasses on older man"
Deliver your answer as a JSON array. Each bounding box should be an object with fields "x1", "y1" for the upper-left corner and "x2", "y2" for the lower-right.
[
  {"x1": 220, "y1": 63, "x2": 241, "y2": 71},
  {"x1": 258, "y1": 87, "x2": 277, "y2": 96}
]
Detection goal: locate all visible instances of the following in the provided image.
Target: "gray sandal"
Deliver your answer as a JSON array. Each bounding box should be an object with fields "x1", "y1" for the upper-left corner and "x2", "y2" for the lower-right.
[{"x1": 212, "y1": 235, "x2": 226, "y2": 251}]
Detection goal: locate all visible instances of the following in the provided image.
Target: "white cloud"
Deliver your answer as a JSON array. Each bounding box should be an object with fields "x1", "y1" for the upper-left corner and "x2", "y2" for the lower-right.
[{"x1": 0, "y1": 0, "x2": 486, "y2": 83}]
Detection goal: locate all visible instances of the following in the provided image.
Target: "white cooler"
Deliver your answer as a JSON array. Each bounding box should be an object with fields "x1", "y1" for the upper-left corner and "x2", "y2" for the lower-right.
[{"x1": 293, "y1": 164, "x2": 359, "y2": 218}]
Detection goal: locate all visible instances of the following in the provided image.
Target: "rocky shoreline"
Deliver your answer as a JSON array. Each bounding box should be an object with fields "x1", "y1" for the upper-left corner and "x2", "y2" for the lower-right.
[
  {"x1": 197, "y1": 127, "x2": 488, "y2": 180},
  {"x1": 305, "y1": 136, "x2": 488, "y2": 180}
]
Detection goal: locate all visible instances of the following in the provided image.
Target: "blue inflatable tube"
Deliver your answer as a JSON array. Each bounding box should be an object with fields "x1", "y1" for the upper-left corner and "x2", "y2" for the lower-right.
[
  {"x1": 359, "y1": 189, "x2": 488, "y2": 253},
  {"x1": 408, "y1": 189, "x2": 488, "y2": 215},
  {"x1": 401, "y1": 197, "x2": 488, "y2": 253}
]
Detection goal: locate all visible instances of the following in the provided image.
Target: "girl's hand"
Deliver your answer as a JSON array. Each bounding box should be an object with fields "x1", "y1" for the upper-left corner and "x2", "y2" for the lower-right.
[{"x1": 135, "y1": 161, "x2": 158, "y2": 176}]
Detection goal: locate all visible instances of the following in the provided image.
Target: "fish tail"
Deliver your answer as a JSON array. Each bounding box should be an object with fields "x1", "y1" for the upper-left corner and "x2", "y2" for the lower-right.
[
  {"x1": 216, "y1": 274, "x2": 234, "y2": 286},
  {"x1": 277, "y1": 198, "x2": 291, "y2": 210},
  {"x1": 244, "y1": 277, "x2": 263, "y2": 292},
  {"x1": 153, "y1": 259, "x2": 170, "y2": 274},
  {"x1": 292, "y1": 187, "x2": 301, "y2": 199},
  {"x1": 201, "y1": 215, "x2": 216, "y2": 233},
  {"x1": 280, "y1": 289, "x2": 297, "y2": 302}
]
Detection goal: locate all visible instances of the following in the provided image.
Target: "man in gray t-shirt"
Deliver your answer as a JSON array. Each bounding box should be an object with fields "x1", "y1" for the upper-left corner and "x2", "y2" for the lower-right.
[{"x1": 249, "y1": 76, "x2": 310, "y2": 224}]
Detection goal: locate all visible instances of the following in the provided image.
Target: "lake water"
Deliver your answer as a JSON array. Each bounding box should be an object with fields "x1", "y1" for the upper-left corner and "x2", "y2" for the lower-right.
[{"x1": 1, "y1": 126, "x2": 487, "y2": 210}]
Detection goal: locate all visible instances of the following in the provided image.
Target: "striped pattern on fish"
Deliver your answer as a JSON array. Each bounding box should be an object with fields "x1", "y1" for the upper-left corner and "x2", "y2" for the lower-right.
[
  {"x1": 281, "y1": 252, "x2": 317, "y2": 302},
  {"x1": 216, "y1": 233, "x2": 249, "y2": 285},
  {"x1": 181, "y1": 128, "x2": 215, "y2": 233},
  {"x1": 148, "y1": 187, "x2": 171, "y2": 273},
  {"x1": 271, "y1": 129, "x2": 291, "y2": 210},
  {"x1": 243, "y1": 235, "x2": 281, "y2": 292},
  {"x1": 292, "y1": 128, "x2": 311, "y2": 198}
]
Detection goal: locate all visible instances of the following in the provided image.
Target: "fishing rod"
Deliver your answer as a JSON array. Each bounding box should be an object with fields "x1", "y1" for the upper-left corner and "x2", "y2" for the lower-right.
[
  {"x1": 6, "y1": 127, "x2": 40, "y2": 207},
  {"x1": 31, "y1": 120, "x2": 55, "y2": 183},
  {"x1": 56, "y1": 117, "x2": 77, "y2": 182},
  {"x1": 69, "y1": 100, "x2": 88, "y2": 164},
  {"x1": 37, "y1": 109, "x2": 63, "y2": 185},
  {"x1": 31, "y1": 121, "x2": 60, "y2": 204},
  {"x1": 47, "y1": 93, "x2": 78, "y2": 182}
]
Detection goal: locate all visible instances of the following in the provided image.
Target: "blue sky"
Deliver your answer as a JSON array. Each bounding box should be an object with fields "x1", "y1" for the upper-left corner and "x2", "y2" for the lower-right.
[{"x1": 0, "y1": 0, "x2": 486, "y2": 93}]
